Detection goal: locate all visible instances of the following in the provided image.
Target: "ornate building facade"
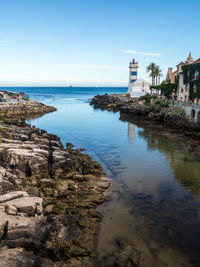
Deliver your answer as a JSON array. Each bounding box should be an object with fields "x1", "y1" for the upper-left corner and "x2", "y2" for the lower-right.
[{"x1": 166, "y1": 53, "x2": 200, "y2": 103}]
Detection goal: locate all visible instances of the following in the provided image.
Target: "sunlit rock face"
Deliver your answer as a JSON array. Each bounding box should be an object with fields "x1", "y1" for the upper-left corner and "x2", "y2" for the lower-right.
[
  {"x1": 0, "y1": 118, "x2": 109, "y2": 266},
  {"x1": 128, "y1": 78, "x2": 150, "y2": 98}
]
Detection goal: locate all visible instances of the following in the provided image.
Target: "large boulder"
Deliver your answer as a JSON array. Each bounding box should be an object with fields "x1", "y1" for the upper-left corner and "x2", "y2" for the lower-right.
[
  {"x1": 0, "y1": 191, "x2": 29, "y2": 203},
  {"x1": 0, "y1": 196, "x2": 43, "y2": 216}
]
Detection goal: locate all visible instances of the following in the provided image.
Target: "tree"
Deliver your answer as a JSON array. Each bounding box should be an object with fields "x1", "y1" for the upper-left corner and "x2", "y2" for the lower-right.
[
  {"x1": 150, "y1": 82, "x2": 177, "y2": 98},
  {"x1": 161, "y1": 83, "x2": 177, "y2": 98},
  {"x1": 146, "y1": 63, "x2": 156, "y2": 85},
  {"x1": 154, "y1": 65, "x2": 163, "y2": 85}
]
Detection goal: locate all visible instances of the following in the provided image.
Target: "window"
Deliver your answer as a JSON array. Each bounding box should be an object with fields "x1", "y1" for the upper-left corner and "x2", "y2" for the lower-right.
[{"x1": 131, "y1": 72, "x2": 137, "y2": 76}]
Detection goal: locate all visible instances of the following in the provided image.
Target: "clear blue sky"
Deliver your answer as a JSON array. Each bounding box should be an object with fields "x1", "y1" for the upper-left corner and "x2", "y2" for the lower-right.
[{"x1": 0, "y1": 0, "x2": 199, "y2": 86}]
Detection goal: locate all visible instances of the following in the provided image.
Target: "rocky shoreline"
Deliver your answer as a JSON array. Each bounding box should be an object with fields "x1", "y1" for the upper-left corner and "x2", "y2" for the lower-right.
[
  {"x1": 0, "y1": 100, "x2": 57, "y2": 117},
  {"x1": 0, "y1": 102, "x2": 110, "y2": 266},
  {"x1": 90, "y1": 94, "x2": 200, "y2": 155}
]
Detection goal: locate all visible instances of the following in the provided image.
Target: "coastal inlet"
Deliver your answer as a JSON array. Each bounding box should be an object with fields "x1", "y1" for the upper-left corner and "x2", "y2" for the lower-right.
[{"x1": 1, "y1": 87, "x2": 200, "y2": 266}]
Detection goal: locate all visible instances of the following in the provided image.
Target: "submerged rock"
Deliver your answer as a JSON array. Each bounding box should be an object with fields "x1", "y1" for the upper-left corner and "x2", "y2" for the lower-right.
[{"x1": 115, "y1": 240, "x2": 142, "y2": 267}]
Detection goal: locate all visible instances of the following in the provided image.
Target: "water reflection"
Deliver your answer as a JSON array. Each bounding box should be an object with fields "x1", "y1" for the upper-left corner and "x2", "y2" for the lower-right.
[
  {"x1": 97, "y1": 113, "x2": 200, "y2": 266},
  {"x1": 128, "y1": 123, "x2": 136, "y2": 143},
  {"x1": 138, "y1": 126, "x2": 200, "y2": 201},
  {"x1": 121, "y1": 113, "x2": 200, "y2": 201}
]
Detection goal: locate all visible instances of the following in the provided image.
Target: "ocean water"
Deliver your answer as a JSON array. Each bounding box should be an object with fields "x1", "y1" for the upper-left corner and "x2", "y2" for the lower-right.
[{"x1": 3, "y1": 87, "x2": 200, "y2": 266}]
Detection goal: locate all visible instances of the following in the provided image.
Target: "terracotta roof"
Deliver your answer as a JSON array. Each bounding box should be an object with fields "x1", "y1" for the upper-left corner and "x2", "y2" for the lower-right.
[
  {"x1": 177, "y1": 61, "x2": 185, "y2": 66},
  {"x1": 194, "y1": 58, "x2": 200, "y2": 63}
]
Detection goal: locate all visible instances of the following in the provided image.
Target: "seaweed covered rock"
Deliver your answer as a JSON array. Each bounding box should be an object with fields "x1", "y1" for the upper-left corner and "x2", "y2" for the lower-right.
[
  {"x1": 114, "y1": 240, "x2": 142, "y2": 267},
  {"x1": 0, "y1": 100, "x2": 56, "y2": 118},
  {"x1": 0, "y1": 118, "x2": 110, "y2": 266}
]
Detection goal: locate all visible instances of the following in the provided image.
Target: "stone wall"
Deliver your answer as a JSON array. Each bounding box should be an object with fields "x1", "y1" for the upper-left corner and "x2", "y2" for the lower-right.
[{"x1": 171, "y1": 101, "x2": 200, "y2": 122}]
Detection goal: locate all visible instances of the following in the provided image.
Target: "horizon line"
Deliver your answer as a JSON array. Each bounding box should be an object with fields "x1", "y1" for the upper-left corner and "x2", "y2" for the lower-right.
[{"x1": 0, "y1": 85, "x2": 129, "y2": 88}]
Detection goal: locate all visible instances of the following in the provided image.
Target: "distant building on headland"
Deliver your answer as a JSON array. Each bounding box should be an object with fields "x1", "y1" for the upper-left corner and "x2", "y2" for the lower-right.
[
  {"x1": 0, "y1": 90, "x2": 29, "y2": 102},
  {"x1": 165, "y1": 52, "x2": 200, "y2": 103},
  {"x1": 127, "y1": 59, "x2": 150, "y2": 97}
]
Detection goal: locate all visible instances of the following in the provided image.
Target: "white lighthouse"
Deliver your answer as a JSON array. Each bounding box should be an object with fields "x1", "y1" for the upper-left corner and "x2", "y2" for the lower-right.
[
  {"x1": 128, "y1": 59, "x2": 150, "y2": 97},
  {"x1": 128, "y1": 59, "x2": 138, "y2": 93}
]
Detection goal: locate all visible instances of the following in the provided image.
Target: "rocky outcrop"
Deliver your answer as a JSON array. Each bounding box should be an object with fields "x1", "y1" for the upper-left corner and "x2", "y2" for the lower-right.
[
  {"x1": 0, "y1": 100, "x2": 56, "y2": 117},
  {"x1": 90, "y1": 94, "x2": 200, "y2": 133},
  {"x1": 90, "y1": 93, "x2": 135, "y2": 111},
  {"x1": 0, "y1": 118, "x2": 110, "y2": 266}
]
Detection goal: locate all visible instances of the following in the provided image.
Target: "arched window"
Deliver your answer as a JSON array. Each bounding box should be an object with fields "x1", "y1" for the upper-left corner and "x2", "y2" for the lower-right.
[{"x1": 191, "y1": 109, "x2": 195, "y2": 120}]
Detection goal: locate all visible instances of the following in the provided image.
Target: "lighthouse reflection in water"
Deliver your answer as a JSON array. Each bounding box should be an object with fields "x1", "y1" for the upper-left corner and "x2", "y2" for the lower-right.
[{"x1": 128, "y1": 123, "x2": 136, "y2": 143}]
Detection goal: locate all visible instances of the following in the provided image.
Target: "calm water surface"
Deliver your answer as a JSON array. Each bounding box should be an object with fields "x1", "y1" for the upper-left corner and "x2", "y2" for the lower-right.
[{"x1": 3, "y1": 87, "x2": 200, "y2": 266}]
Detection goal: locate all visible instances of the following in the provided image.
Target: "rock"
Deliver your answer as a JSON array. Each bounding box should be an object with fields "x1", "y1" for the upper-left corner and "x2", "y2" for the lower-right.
[
  {"x1": 40, "y1": 179, "x2": 55, "y2": 187},
  {"x1": 0, "y1": 197, "x2": 43, "y2": 216},
  {"x1": 0, "y1": 117, "x2": 110, "y2": 266},
  {"x1": 0, "y1": 247, "x2": 37, "y2": 267},
  {"x1": 0, "y1": 100, "x2": 56, "y2": 118},
  {"x1": 0, "y1": 191, "x2": 29, "y2": 203},
  {"x1": 66, "y1": 142, "x2": 74, "y2": 151},
  {"x1": 96, "y1": 177, "x2": 111, "y2": 190},
  {"x1": 66, "y1": 258, "x2": 82, "y2": 267},
  {"x1": 115, "y1": 240, "x2": 142, "y2": 267},
  {"x1": 0, "y1": 178, "x2": 14, "y2": 193},
  {"x1": 5, "y1": 205, "x2": 17, "y2": 215}
]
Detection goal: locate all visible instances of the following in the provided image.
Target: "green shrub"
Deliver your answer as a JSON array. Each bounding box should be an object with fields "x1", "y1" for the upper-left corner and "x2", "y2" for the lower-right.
[
  {"x1": 167, "y1": 108, "x2": 186, "y2": 117},
  {"x1": 159, "y1": 100, "x2": 170, "y2": 107}
]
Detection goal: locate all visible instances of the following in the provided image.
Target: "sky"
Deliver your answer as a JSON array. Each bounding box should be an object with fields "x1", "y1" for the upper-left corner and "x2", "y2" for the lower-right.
[{"x1": 0, "y1": 0, "x2": 199, "y2": 86}]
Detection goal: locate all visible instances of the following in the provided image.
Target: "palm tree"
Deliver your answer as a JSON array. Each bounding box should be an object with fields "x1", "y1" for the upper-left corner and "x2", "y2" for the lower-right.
[
  {"x1": 158, "y1": 71, "x2": 163, "y2": 85},
  {"x1": 146, "y1": 63, "x2": 156, "y2": 85},
  {"x1": 154, "y1": 65, "x2": 163, "y2": 85}
]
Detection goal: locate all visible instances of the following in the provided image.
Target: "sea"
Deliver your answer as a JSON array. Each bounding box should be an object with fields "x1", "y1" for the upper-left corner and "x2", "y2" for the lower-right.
[{"x1": 2, "y1": 87, "x2": 200, "y2": 266}]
